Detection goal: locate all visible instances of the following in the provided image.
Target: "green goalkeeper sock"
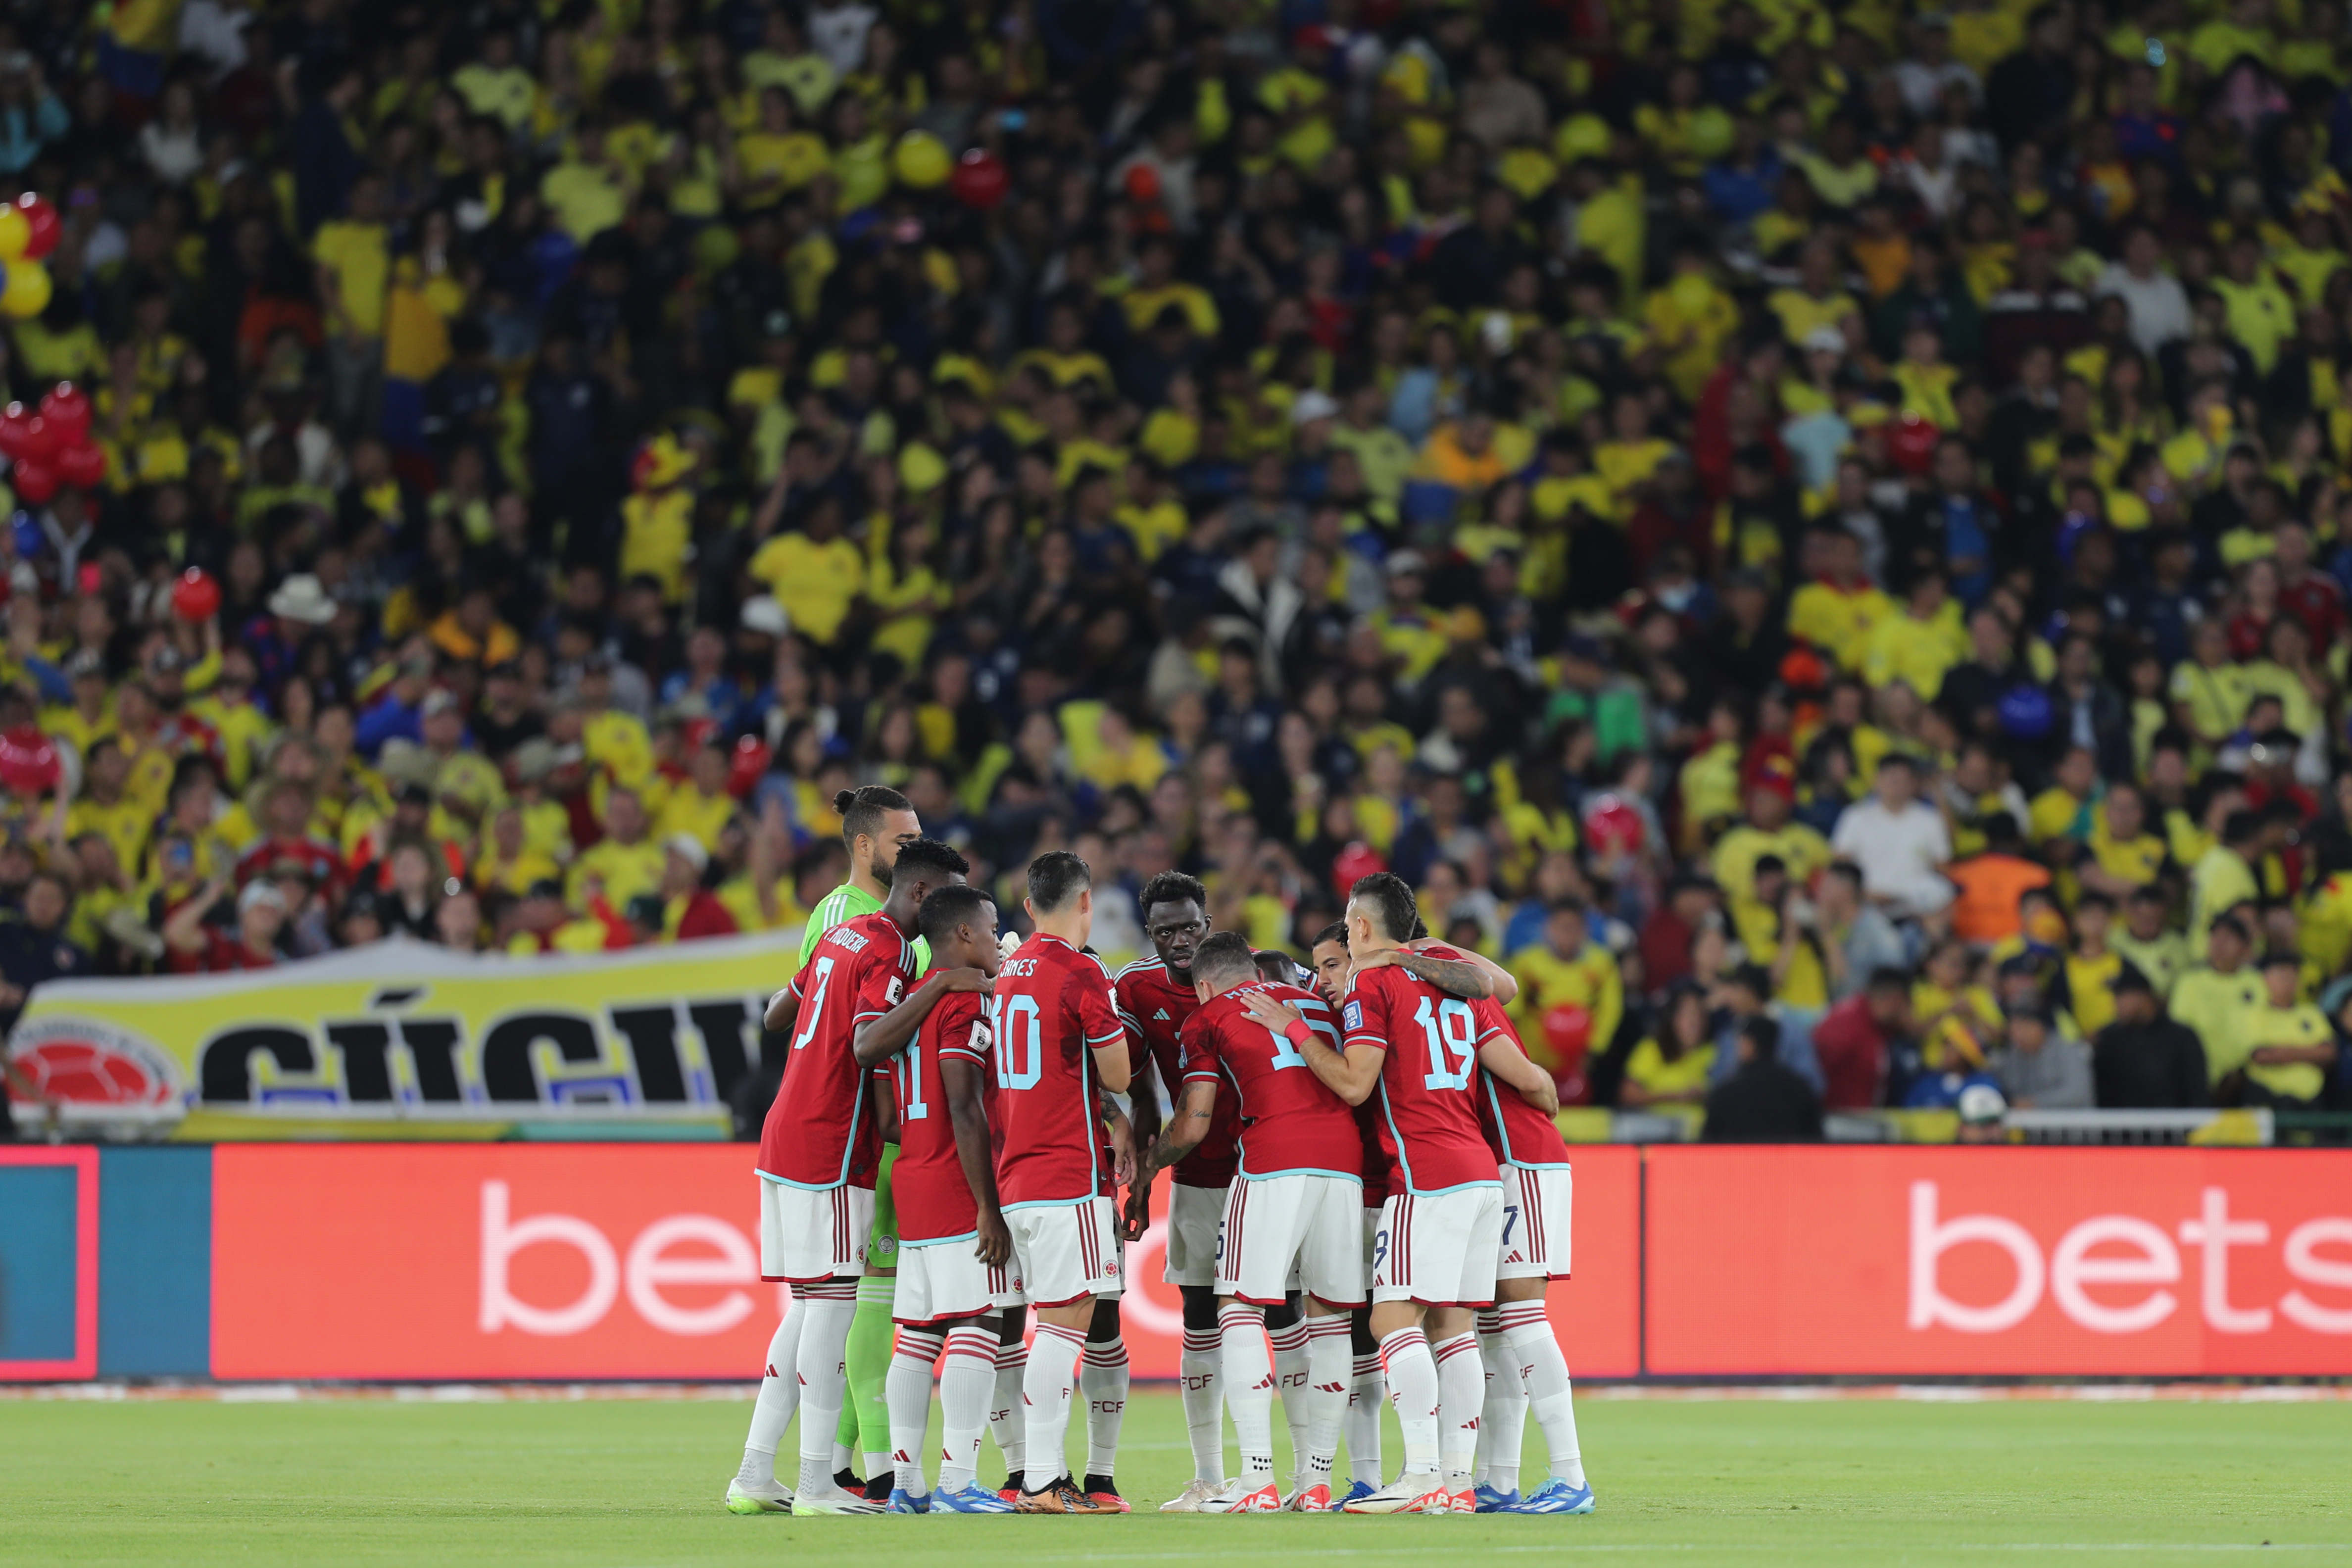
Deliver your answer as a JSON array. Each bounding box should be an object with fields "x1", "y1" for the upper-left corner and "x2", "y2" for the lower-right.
[{"x1": 841, "y1": 1276, "x2": 897, "y2": 1479}]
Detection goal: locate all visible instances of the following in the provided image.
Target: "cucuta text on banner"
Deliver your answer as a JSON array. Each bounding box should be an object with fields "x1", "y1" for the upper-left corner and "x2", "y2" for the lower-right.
[{"x1": 4, "y1": 932, "x2": 801, "y2": 1139}]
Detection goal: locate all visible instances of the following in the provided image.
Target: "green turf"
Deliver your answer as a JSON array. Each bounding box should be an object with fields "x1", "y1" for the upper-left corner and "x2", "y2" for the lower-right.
[{"x1": 1, "y1": 1391, "x2": 2346, "y2": 1566}]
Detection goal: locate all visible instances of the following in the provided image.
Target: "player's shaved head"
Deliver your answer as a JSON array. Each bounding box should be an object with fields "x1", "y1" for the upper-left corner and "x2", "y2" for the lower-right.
[
  {"x1": 1253, "y1": 949, "x2": 1299, "y2": 985},
  {"x1": 1191, "y1": 930, "x2": 1258, "y2": 989},
  {"x1": 1348, "y1": 872, "x2": 1418, "y2": 945},
  {"x1": 919, "y1": 882, "x2": 994, "y2": 948},
  {"x1": 1026, "y1": 849, "x2": 1091, "y2": 912}
]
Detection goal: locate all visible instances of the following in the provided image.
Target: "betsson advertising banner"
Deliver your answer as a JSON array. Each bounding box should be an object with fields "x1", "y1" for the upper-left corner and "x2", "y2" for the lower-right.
[
  {"x1": 6, "y1": 933, "x2": 801, "y2": 1139},
  {"x1": 210, "y1": 1144, "x2": 1643, "y2": 1380},
  {"x1": 1644, "y1": 1147, "x2": 2352, "y2": 1376}
]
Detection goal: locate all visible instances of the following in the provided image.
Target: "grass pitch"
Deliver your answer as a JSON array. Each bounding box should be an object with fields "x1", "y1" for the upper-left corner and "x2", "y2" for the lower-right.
[{"x1": 1, "y1": 1389, "x2": 2347, "y2": 1567}]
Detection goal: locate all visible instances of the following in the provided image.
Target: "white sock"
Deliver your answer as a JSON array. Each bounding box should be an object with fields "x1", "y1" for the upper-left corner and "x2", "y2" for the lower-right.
[
  {"x1": 886, "y1": 1327, "x2": 943, "y2": 1496},
  {"x1": 1180, "y1": 1326, "x2": 1224, "y2": 1481},
  {"x1": 1020, "y1": 1320, "x2": 1087, "y2": 1489},
  {"x1": 1499, "y1": 1301, "x2": 1585, "y2": 1489},
  {"x1": 1433, "y1": 1331, "x2": 1482, "y2": 1490},
  {"x1": 1378, "y1": 1327, "x2": 1441, "y2": 1478},
  {"x1": 1081, "y1": 1336, "x2": 1129, "y2": 1481},
  {"x1": 1477, "y1": 1311, "x2": 1526, "y2": 1494},
  {"x1": 1302, "y1": 1314, "x2": 1350, "y2": 1483},
  {"x1": 1269, "y1": 1315, "x2": 1311, "y2": 1480},
  {"x1": 1345, "y1": 1352, "x2": 1384, "y2": 1486},
  {"x1": 1219, "y1": 1302, "x2": 1276, "y2": 1481},
  {"x1": 738, "y1": 1298, "x2": 805, "y2": 1484},
  {"x1": 793, "y1": 1283, "x2": 858, "y2": 1494},
  {"x1": 938, "y1": 1322, "x2": 997, "y2": 1493},
  {"x1": 990, "y1": 1330, "x2": 1028, "y2": 1480}
]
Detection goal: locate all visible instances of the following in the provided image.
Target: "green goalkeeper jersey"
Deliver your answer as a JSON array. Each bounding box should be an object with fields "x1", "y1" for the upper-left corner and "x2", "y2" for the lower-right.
[{"x1": 799, "y1": 881, "x2": 931, "y2": 971}]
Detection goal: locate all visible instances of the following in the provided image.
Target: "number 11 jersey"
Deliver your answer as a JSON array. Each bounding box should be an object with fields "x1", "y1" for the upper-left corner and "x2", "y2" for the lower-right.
[{"x1": 1341, "y1": 962, "x2": 1506, "y2": 1195}]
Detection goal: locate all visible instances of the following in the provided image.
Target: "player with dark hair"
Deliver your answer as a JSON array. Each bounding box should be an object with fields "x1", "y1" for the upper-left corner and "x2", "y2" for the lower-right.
[
  {"x1": 850, "y1": 882, "x2": 1018, "y2": 1513},
  {"x1": 734, "y1": 836, "x2": 968, "y2": 1515},
  {"x1": 1299, "y1": 873, "x2": 1558, "y2": 1514},
  {"x1": 995, "y1": 852, "x2": 1136, "y2": 1514},
  {"x1": 1179, "y1": 931, "x2": 1363, "y2": 1512},
  {"x1": 1309, "y1": 919, "x2": 1390, "y2": 1501},
  {"x1": 785, "y1": 783, "x2": 927, "y2": 1499},
  {"x1": 1113, "y1": 870, "x2": 1243, "y2": 1512}
]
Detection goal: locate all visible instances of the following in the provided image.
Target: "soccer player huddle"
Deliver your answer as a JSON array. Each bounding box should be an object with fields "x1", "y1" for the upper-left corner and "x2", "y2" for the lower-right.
[{"x1": 727, "y1": 784, "x2": 1595, "y2": 1518}]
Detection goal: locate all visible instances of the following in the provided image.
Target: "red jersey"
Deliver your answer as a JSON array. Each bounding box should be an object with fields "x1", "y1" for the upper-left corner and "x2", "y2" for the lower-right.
[
  {"x1": 756, "y1": 911, "x2": 915, "y2": 1189},
  {"x1": 1114, "y1": 957, "x2": 1237, "y2": 1188},
  {"x1": 1180, "y1": 981, "x2": 1360, "y2": 1181},
  {"x1": 1342, "y1": 960, "x2": 1506, "y2": 1195},
  {"x1": 990, "y1": 932, "x2": 1124, "y2": 1207},
  {"x1": 888, "y1": 980, "x2": 993, "y2": 1243},
  {"x1": 1470, "y1": 1003, "x2": 1570, "y2": 1170}
]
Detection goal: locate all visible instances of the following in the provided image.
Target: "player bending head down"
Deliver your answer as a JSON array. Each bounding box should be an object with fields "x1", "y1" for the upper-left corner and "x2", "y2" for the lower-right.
[{"x1": 1272, "y1": 872, "x2": 1560, "y2": 1514}]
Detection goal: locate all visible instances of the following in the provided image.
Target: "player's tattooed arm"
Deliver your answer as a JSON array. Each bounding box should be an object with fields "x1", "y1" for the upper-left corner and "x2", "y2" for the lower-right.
[
  {"x1": 1140, "y1": 1079, "x2": 1216, "y2": 1176},
  {"x1": 942, "y1": 1056, "x2": 1011, "y2": 1266},
  {"x1": 851, "y1": 967, "x2": 993, "y2": 1066},
  {"x1": 1399, "y1": 940, "x2": 1520, "y2": 1005},
  {"x1": 1477, "y1": 1035, "x2": 1559, "y2": 1115}
]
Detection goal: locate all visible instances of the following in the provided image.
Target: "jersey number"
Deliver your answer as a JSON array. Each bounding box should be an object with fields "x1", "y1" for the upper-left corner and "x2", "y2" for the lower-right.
[
  {"x1": 790, "y1": 957, "x2": 835, "y2": 1052},
  {"x1": 1261, "y1": 1000, "x2": 1341, "y2": 1069},
  {"x1": 992, "y1": 994, "x2": 1043, "y2": 1091},
  {"x1": 892, "y1": 1045, "x2": 928, "y2": 1122},
  {"x1": 1414, "y1": 996, "x2": 1478, "y2": 1090}
]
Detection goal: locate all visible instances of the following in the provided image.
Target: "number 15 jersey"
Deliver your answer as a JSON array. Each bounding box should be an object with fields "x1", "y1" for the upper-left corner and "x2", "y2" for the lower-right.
[
  {"x1": 1341, "y1": 962, "x2": 1505, "y2": 1195},
  {"x1": 1180, "y1": 981, "x2": 1360, "y2": 1181}
]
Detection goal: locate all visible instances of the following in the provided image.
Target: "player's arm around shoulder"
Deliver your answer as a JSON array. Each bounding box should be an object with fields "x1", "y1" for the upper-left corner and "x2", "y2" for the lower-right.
[
  {"x1": 1478, "y1": 1029, "x2": 1560, "y2": 1115},
  {"x1": 1274, "y1": 975, "x2": 1387, "y2": 1105},
  {"x1": 852, "y1": 963, "x2": 991, "y2": 1067}
]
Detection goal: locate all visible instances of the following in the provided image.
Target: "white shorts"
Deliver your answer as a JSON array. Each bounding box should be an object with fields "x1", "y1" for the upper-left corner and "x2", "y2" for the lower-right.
[
  {"x1": 759, "y1": 1179, "x2": 874, "y2": 1284},
  {"x1": 1217, "y1": 1173, "x2": 1366, "y2": 1308},
  {"x1": 1006, "y1": 1197, "x2": 1124, "y2": 1308},
  {"x1": 1496, "y1": 1164, "x2": 1573, "y2": 1282},
  {"x1": 893, "y1": 1234, "x2": 1021, "y2": 1325},
  {"x1": 1164, "y1": 1182, "x2": 1227, "y2": 1287},
  {"x1": 1370, "y1": 1186, "x2": 1504, "y2": 1308}
]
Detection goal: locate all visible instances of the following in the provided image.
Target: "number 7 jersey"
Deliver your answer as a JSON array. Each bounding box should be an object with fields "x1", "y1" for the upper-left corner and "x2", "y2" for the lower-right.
[{"x1": 1341, "y1": 963, "x2": 1507, "y2": 1195}]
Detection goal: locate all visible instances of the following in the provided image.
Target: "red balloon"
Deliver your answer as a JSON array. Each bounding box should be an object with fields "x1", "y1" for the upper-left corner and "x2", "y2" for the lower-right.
[
  {"x1": 171, "y1": 568, "x2": 221, "y2": 622},
  {"x1": 1889, "y1": 413, "x2": 1940, "y2": 476},
  {"x1": 1543, "y1": 1003, "x2": 1594, "y2": 1063},
  {"x1": 1581, "y1": 791, "x2": 1646, "y2": 856},
  {"x1": 0, "y1": 724, "x2": 60, "y2": 796},
  {"x1": 17, "y1": 414, "x2": 60, "y2": 460},
  {"x1": 1123, "y1": 162, "x2": 1163, "y2": 204},
  {"x1": 949, "y1": 148, "x2": 1009, "y2": 210},
  {"x1": 57, "y1": 442, "x2": 105, "y2": 490},
  {"x1": 11, "y1": 456, "x2": 56, "y2": 504},
  {"x1": 13, "y1": 195, "x2": 60, "y2": 263},
  {"x1": 728, "y1": 735, "x2": 772, "y2": 798},
  {"x1": 0, "y1": 403, "x2": 31, "y2": 460},
  {"x1": 39, "y1": 384, "x2": 90, "y2": 443}
]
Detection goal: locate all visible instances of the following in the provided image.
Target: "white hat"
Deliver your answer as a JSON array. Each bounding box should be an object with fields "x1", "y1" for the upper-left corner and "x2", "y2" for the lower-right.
[
  {"x1": 238, "y1": 880, "x2": 288, "y2": 915},
  {"x1": 1802, "y1": 326, "x2": 1846, "y2": 355},
  {"x1": 268, "y1": 574, "x2": 338, "y2": 625},
  {"x1": 1957, "y1": 1082, "x2": 2009, "y2": 1126},
  {"x1": 1290, "y1": 388, "x2": 1340, "y2": 427},
  {"x1": 665, "y1": 832, "x2": 710, "y2": 872}
]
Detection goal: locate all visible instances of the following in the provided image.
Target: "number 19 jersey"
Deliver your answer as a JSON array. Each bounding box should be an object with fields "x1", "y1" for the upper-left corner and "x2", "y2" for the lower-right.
[
  {"x1": 989, "y1": 932, "x2": 1125, "y2": 1207},
  {"x1": 1342, "y1": 962, "x2": 1505, "y2": 1195}
]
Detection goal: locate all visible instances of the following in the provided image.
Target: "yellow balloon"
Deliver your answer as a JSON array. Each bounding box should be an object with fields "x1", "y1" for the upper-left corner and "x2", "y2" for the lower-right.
[
  {"x1": 0, "y1": 206, "x2": 24, "y2": 262},
  {"x1": 892, "y1": 131, "x2": 950, "y2": 189},
  {"x1": 1, "y1": 260, "x2": 51, "y2": 320}
]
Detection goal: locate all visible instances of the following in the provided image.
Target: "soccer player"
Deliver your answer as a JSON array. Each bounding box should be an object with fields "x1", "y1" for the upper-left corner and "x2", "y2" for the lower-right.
[
  {"x1": 1297, "y1": 873, "x2": 1559, "y2": 1515},
  {"x1": 993, "y1": 850, "x2": 1135, "y2": 1514},
  {"x1": 1113, "y1": 873, "x2": 1235, "y2": 1512},
  {"x1": 730, "y1": 834, "x2": 966, "y2": 1517},
  {"x1": 1470, "y1": 1004, "x2": 1595, "y2": 1516},
  {"x1": 802, "y1": 784, "x2": 928, "y2": 1498},
  {"x1": 1160, "y1": 932, "x2": 1361, "y2": 1513},
  {"x1": 850, "y1": 882, "x2": 1019, "y2": 1514}
]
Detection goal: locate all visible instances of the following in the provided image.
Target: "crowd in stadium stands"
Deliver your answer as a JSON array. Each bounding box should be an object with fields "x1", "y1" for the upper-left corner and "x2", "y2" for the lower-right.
[{"x1": 0, "y1": 0, "x2": 2349, "y2": 1139}]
